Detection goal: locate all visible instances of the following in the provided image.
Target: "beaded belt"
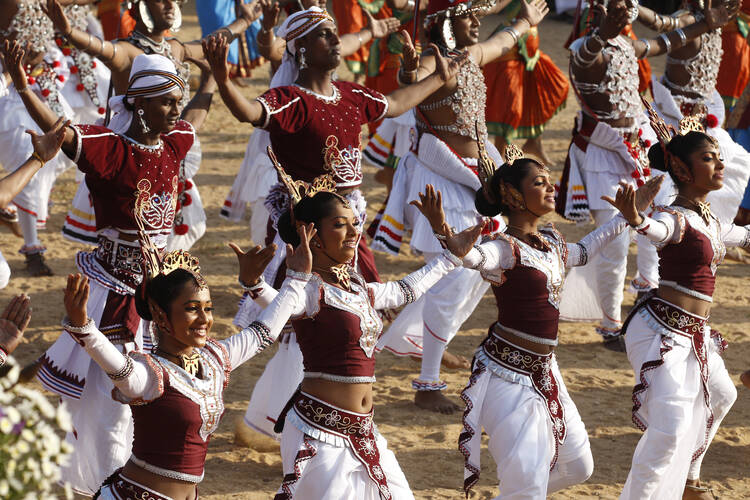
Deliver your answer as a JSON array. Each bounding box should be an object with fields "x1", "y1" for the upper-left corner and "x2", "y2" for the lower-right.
[
  {"x1": 289, "y1": 392, "x2": 392, "y2": 500},
  {"x1": 99, "y1": 471, "x2": 193, "y2": 500},
  {"x1": 481, "y1": 332, "x2": 566, "y2": 469},
  {"x1": 94, "y1": 235, "x2": 145, "y2": 290}
]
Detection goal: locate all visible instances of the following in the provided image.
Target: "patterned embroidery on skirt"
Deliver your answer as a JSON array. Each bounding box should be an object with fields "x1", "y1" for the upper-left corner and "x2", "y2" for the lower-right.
[
  {"x1": 273, "y1": 435, "x2": 317, "y2": 500},
  {"x1": 459, "y1": 356, "x2": 486, "y2": 496}
]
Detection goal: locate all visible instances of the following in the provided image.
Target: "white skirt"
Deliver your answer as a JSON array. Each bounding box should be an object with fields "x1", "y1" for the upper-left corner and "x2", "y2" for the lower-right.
[{"x1": 277, "y1": 423, "x2": 414, "y2": 500}]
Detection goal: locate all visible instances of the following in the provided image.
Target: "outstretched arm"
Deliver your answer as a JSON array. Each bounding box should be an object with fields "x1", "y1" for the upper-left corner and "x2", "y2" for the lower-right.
[
  {"x1": 42, "y1": 0, "x2": 132, "y2": 72},
  {"x1": 0, "y1": 118, "x2": 69, "y2": 207},
  {"x1": 256, "y1": 0, "x2": 284, "y2": 62},
  {"x1": 636, "y1": 5, "x2": 695, "y2": 31},
  {"x1": 203, "y1": 36, "x2": 265, "y2": 124},
  {"x1": 474, "y1": 0, "x2": 548, "y2": 66},
  {"x1": 1, "y1": 41, "x2": 76, "y2": 155}
]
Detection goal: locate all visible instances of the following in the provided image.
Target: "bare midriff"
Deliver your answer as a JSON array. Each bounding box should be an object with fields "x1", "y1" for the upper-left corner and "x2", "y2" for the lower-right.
[
  {"x1": 656, "y1": 285, "x2": 712, "y2": 318},
  {"x1": 495, "y1": 325, "x2": 555, "y2": 355},
  {"x1": 302, "y1": 378, "x2": 373, "y2": 414}
]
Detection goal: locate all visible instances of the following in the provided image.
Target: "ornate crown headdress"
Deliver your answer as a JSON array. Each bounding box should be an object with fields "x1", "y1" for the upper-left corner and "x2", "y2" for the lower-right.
[
  {"x1": 267, "y1": 146, "x2": 337, "y2": 205},
  {"x1": 134, "y1": 182, "x2": 206, "y2": 290},
  {"x1": 642, "y1": 96, "x2": 708, "y2": 149}
]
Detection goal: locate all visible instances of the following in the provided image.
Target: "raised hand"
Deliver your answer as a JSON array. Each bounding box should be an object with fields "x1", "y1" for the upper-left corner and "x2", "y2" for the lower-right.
[
  {"x1": 0, "y1": 294, "x2": 31, "y2": 357},
  {"x1": 599, "y1": 0, "x2": 630, "y2": 40},
  {"x1": 365, "y1": 11, "x2": 400, "y2": 39},
  {"x1": 229, "y1": 242, "x2": 277, "y2": 286},
  {"x1": 399, "y1": 30, "x2": 419, "y2": 73},
  {"x1": 27, "y1": 117, "x2": 70, "y2": 162},
  {"x1": 601, "y1": 181, "x2": 643, "y2": 226},
  {"x1": 634, "y1": 174, "x2": 664, "y2": 213},
  {"x1": 445, "y1": 222, "x2": 486, "y2": 257},
  {"x1": 432, "y1": 43, "x2": 468, "y2": 82},
  {"x1": 64, "y1": 274, "x2": 90, "y2": 328},
  {"x1": 518, "y1": 0, "x2": 549, "y2": 27},
  {"x1": 260, "y1": 0, "x2": 280, "y2": 31},
  {"x1": 239, "y1": 0, "x2": 263, "y2": 24},
  {"x1": 202, "y1": 36, "x2": 230, "y2": 83},
  {"x1": 41, "y1": 0, "x2": 72, "y2": 36},
  {"x1": 704, "y1": 0, "x2": 734, "y2": 30},
  {"x1": 1, "y1": 40, "x2": 28, "y2": 91},
  {"x1": 410, "y1": 184, "x2": 448, "y2": 235},
  {"x1": 286, "y1": 223, "x2": 316, "y2": 275}
]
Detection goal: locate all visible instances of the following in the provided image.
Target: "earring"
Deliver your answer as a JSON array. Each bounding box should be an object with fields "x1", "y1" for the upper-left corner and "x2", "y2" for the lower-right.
[
  {"x1": 299, "y1": 47, "x2": 307, "y2": 70},
  {"x1": 138, "y1": 0, "x2": 155, "y2": 32},
  {"x1": 137, "y1": 108, "x2": 151, "y2": 133}
]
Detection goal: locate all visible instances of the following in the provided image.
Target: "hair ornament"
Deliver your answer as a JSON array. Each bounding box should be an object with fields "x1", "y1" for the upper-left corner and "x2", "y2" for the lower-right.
[
  {"x1": 475, "y1": 121, "x2": 497, "y2": 202},
  {"x1": 267, "y1": 146, "x2": 337, "y2": 205},
  {"x1": 503, "y1": 143, "x2": 525, "y2": 165},
  {"x1": 134, "y1": 182, "x2": 206, "y2": 290}
]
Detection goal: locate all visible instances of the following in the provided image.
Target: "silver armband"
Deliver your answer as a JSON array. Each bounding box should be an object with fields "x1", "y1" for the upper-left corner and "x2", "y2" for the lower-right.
[
  {"x1": 107, "y1": 355, "x2": 134, "y2": 381},
  {"x1": 62, "y1": 316, "x2": 95, "y2": 334},
  {"x1": 659, "y1": 33, "x2": 672, "y2": 52},
  {"x1": 575, "y1": 242, "x2": 589, "y2": 266},
  {"x1": 639, "y1": 39, "x2": 651, "y2": 60},
  {"x1": 239, "y1": 276, "x2": 265, "y2": 293},
  {"x1": 675, "y1": 28, "x2": 687, "y2": 46},
  {"x1": 470, "y1": 244, "x2": 487, "y2": 271}
]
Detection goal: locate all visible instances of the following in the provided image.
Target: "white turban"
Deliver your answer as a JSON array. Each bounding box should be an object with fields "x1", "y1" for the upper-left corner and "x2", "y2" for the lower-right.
[
  {"x1": 270, "y1": 6, "x2": 334, "y2": 88},
  {"x1": 108, "y1": 54, "x2": 186, "y2": 134}
]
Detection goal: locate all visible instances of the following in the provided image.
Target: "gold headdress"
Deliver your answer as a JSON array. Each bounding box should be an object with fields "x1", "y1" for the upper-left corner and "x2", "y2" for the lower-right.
[
  {"x1": 267, "y1": 146, "x2": 337, "y2": 205},
  {"x1": 476, "y1": 122, "x2": 497, "y2": 203},
  {"x1": 134, "y1": 181, "x2": 206, "y2": 290}
]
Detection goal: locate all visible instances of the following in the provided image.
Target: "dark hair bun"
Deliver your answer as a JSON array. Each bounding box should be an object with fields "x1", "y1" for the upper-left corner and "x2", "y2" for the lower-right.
[
  {"x1": 277, "y1": 209, "x2": 301, "y2": 246},
  {"x1": 648, "y1": 142, "x2": 668, "y2": 172},
  {"x1": 475, "y1": 187, "x2": 502, "y2": 217}
]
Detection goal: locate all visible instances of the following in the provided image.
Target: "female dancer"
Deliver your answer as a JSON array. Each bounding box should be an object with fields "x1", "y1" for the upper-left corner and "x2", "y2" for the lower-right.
[
  {"x1": 451, "y1": 143, "x2": 661, "y2": 498},
  {"x1": 619, "y1": 108, "x2": 749, "y2": 499},
  {"x1": 4, "y1": 42, "x2": 214, "y2": 494},
  {"x1": 246, "y1": 156, "x2": 483, "y2": 499},
  {"x1": 558, "y1": 0, "x2": 730, "y2": 343},
  {"x1": 59, "y1": 225, "x2": 312, "y2": 499}
]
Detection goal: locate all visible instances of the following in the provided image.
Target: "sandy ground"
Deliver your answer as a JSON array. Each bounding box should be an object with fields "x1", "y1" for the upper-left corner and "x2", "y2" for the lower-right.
[{"x1": 1, "y1": 5, "x2": 750, "y2": 499}]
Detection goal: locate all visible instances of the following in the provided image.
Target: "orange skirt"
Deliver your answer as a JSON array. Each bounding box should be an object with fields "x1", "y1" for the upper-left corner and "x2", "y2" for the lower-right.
[
  {"x1": 483, "y1": 32, "x2": 569, "y2": 140},
  {"x1": 717, "y1": 21, "x2": 750, "y2": 108},
  {"x1": 333, "y1": 0, "x2": 374, "y2": 75}
]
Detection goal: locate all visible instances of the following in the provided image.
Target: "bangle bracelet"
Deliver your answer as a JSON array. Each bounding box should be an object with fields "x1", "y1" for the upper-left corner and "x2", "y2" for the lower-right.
[
  {"x1": 590, "y1": 28, "x2": 606, "y2": 48},
  {"x1": 639, "y1": 39, "x2": 651, "y2": 59},
  {"x1": 580, "y1": 37, "x2": 598, "y2": 58},
  {"x1": 62, "y1": 316, "x2": 95, "y2": 334},
  {"x1": 0, "y1": 347, "x2": 6, "y2": 367},
  {"x1": 238, "y1": 276, "x2": 264, "y2": 292},
  {"x1": 17, "y1": 86, "x2": 31, "y2": 94},
  {"x1": 675, "y1": 28, "x2": 687, "y2": 46},
  {"x1": 31, "y1": 151, "x2": 46, "y2": 165},
  {"x1": 659, "y1": 33, "x2": 672, "y2": 52},
  {"x1": 286, "y1": 269, "x2": 312, "y2": 281}
]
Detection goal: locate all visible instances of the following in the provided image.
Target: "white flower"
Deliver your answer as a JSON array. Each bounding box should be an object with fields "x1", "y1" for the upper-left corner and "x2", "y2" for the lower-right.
[
  {"x1": 0, "y1": 417, "x2": 11, "y2": 434},
  {"x1": 56, "y1": 405, "x2": 73, "y2": 432},
  {"x1": 17, "y1": 440, "x2": 30, "y2": 454},
  {"x1": 0, "y1": 480, "x2": 8, "y2": 496},
  {"x1": 5, "y1": 406, "x2": 20, "y2": 424},
  {"x1": 20, "y1": 428, "x2": 34, "y2": 443}
]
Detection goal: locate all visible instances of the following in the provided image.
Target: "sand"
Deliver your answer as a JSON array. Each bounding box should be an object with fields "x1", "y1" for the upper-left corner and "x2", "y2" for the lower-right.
[{"x1": 1, "y1": 6, "x2": 749, "y2": 499}]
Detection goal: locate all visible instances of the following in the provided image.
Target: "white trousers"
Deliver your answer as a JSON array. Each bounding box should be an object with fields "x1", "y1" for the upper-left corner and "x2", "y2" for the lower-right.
[
  {"x1": 476, "y1": 364, "x2": 594, "y2": 499},
  {"x1": 621, "y1": 312, "x2": 736, "y2": 499},
  {"x1": 0, "y1": 249, "x2": 9, "y2": 289},
  {"x1": 278, "y1": 424, "x2": 414, "y2": 499}
]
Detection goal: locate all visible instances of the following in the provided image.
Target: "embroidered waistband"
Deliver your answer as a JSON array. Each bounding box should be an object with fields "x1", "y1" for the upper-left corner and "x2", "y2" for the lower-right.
[
  {"x1": 94, "y1": 235, "x2": 146, "y2": 290},
  {"x1": 645, "y1": 296, "x2": 708, "y2": 339},
  {"x1": 492, "y1": 322, "x2": 559, "y2": 346},
  {"x1": 290, "y1": 392, "x2": 392, "y2": 499},
  {"x1": 99, "y1": 471, "x2": 185, "y2": 500},
  {"x1": 481, "y1": 333, "x2": 566, "y2": 468}
]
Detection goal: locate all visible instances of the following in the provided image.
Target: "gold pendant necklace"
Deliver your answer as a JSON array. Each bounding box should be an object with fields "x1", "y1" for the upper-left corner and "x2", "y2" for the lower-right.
[
  {"x1": 156, "y1": 348, "x2": 201, "y2": 376},
  {"x1": 676, "y1": 195, "x2": 712, "y2": 224},
  {"x1": 506, "y1": 225, "x2": 551, "y2": 252},
  {"x1": 313, "y1": 264, "x2": 351, "y2": 289}
]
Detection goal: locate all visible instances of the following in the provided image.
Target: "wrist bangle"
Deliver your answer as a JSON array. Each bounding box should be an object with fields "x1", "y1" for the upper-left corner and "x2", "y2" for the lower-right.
[
  {"x1": 0, "y1": 346, "x2": 7, "y2": 366},
  {"x1": 357, "y1": 32, "x2": 363, "y2": 48},
  {"x1": 639, "y1": 39, "x2": 651, "y2": 60},
  {"x1": 502, "y1": 26, "x2": 519, "y2": 44},
  {"x1": 31, "y1": 151, "x2": 46, "y2": 165},
  {"x1": 590, "y1": 28, "x2": 606, "y2": 48},
  {"x1": 17, "y1": 86, "x2": 31, "y2": 94},
  {"x1": 442, "y1": 248, "x2": 462, "y2": 267},
  {"x1": 286, "y1": 269, "x2": 312, "y2": 281},
  {"x1": 239, "y1": 276, "x2": 264, "y2": 292},
  {"x1": 470, "y1": 244, "x2": 487, "y2": 271},
  {"x1": 62, "y1": 316, "x2": 95, "y2": 333}
]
